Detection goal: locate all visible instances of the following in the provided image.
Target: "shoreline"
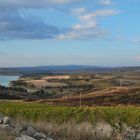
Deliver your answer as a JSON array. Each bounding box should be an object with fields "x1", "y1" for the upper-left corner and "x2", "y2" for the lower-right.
[{"x1": 0, "y1": 75, "x2": 20, "y2": 87}]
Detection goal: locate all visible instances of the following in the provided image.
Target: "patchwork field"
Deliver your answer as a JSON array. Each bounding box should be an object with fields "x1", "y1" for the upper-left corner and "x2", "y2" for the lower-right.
[{"x1": 6, "y1": 69, "x2": 139, "y2": 106}]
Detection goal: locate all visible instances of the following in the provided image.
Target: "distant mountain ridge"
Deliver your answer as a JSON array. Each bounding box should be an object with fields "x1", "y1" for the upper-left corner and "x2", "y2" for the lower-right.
[{"x1": 0, "y1": 65, "x2": 140, "y2": 75}]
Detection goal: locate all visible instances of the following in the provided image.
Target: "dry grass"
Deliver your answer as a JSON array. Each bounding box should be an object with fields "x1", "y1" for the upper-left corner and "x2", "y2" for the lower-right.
[
  {"x1": 25, "y1": 80, "x2": 47, "y2": 88},
  {"x1": 42, "y1": 75, "x2": 70, "y2": 80},
  {"x1": 25, "y1": 79, "x2": 68, "y2": 88},
  {"x1": 0, "y1": 128, "x2": 15, "y2": 140},
  {"x1": 34, "y1": 121, "x2": 95, "y2": 140},
  {"x1": 14, "y1": 119, "x2": 113, "y2": 140}
]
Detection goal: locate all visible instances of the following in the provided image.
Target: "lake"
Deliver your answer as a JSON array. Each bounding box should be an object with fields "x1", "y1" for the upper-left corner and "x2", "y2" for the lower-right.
[{"x1": 0, "y1": 75, "x2": 19, "y2": 87}]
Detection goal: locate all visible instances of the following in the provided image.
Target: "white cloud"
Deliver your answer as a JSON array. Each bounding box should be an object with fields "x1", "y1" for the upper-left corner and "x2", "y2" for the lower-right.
[
  {"x1": 72, "y1": 8, "x2": 87, "y2": 16},
  {"x1": 79, "y1": 9, "x2": 120, "y2": 21},
  {"x1": 100, "y1": 0, "x2": 112, "y2": 6},
  {"x1": 72, "y1": 21, "x2": 97, "y2": 30},
  {"x1": 58, "y1": 9, "x2": 120, "y2": 40},
  {"x1": 58, "y1": 27, "x2": 106, "y2": 40}
]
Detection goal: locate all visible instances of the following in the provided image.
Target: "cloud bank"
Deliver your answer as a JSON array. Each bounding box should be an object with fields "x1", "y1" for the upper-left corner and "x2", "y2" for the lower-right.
[
  {"x1": 0, "y1": 9, "x2": 66, "y2": 40},
  {"x1": 0, "y1": 0, "x2": 119, "y2": 40}
]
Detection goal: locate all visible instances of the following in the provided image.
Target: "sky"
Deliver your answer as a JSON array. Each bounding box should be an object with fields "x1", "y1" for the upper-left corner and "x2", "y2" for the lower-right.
[{"x1": 0, "y1": 0, "x2": 140, "y2": 67}]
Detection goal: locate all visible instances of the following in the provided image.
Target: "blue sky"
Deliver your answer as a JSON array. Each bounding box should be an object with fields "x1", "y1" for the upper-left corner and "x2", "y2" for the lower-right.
[{"x1": 0, "y1": 0, "x2": 140, "y2": 67}]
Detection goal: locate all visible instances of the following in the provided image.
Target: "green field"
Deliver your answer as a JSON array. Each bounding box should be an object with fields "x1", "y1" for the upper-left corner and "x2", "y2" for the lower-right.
[{"x1": 0, "y1": 102, "x2": 139, "y2": 126}]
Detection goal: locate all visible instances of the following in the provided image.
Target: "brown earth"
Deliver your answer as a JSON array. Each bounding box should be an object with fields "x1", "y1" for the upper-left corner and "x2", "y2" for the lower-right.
[{"x1": 39, "y1": 87, "x2": 140, "y2": 106}]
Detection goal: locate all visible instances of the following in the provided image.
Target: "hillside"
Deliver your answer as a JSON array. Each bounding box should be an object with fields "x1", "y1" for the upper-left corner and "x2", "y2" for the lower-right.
[{"x1": 42, "y1": 87, "x2": 140, "y2": 106}]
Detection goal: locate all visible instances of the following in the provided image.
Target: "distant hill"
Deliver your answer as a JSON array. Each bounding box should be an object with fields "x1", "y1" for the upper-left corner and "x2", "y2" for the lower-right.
[{"x1": 0, "y1": 65, "x2": 140, "y2": 75}]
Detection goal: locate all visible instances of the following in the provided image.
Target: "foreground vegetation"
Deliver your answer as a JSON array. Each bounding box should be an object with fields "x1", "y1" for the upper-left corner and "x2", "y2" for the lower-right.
[{"x1": 0, "y1": 101, "x2": 139, "y2": 127}]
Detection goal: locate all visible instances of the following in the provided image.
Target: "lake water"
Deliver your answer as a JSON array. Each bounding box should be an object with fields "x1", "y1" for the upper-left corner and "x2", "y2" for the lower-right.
[{"x1": 0, "y1": 75, "x2": 19, "y2": 87}]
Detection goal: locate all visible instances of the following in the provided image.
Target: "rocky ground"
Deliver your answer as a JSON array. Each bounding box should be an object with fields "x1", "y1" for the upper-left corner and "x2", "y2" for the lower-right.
[
  {"x1": 0, "y1": 113, "x2": 140, "y2": 140},
  {"x1": 0, "y1": 114, "x2": 54, "y2": 140}
]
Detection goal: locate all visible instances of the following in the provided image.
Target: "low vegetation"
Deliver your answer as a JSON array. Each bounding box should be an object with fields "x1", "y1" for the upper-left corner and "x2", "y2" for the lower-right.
[{"x1": 0, "y1": 102, "x2": 139, "y2": 127}]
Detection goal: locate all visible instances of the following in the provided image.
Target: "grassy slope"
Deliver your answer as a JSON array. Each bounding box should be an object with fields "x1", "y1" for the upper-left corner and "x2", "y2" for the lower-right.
[{"x1": 0, "y1": 101, "x2": 139, "y2": 127}]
